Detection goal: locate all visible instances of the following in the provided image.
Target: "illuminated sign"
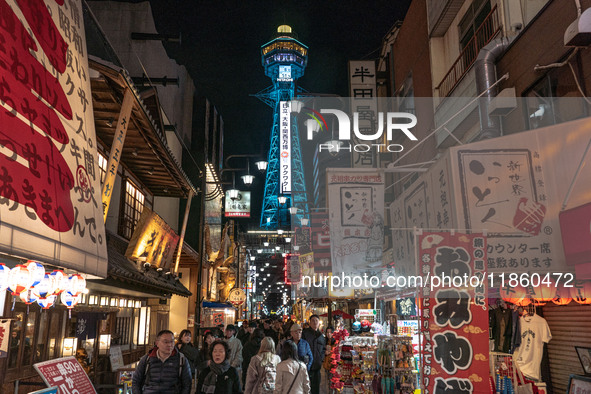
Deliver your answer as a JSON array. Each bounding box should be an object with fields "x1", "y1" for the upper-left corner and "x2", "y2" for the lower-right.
[
  {"x1": 280, "y1": 101, "x2": 292, "y2": 194},
  {"x1": 224, "y1": 191, "x2": 251, "y2": 217},
  {"x1": 125, "y1": 207, "x2": 180, "y2": 268},
  {"x1": 278, "y1": 65, "x2": 292, "y2": 81}
]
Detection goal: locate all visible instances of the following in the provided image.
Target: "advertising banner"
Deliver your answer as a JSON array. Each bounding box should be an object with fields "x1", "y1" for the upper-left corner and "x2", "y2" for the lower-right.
[
  {"x1": 224, "y1": 191, "x2": 251, "y2": 217},
  {"x1": 419, "y1": 232, "x2": 489, "y2": 394},
  {"x1": 34, "y1": 356, "x2": 96, "y2": 394},
  {"x1": 0, "y1": 0, "x2": 107, "y2": 277},
  {"x1": 348, "y1": 60, "x2": 377, "y2": 168},
  {"x1": 327, "y1": 169, "x2": 385, "y2": 277},
  {"x1": 125, "y1": 207, "x2": 180, "y2": 268},
  {"x1": 280, "y1": 101, "x2": 292, "y2": 194}
]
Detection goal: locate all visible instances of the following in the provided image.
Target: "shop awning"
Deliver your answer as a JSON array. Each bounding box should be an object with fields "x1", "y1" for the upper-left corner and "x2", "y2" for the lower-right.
[
  {"x1": 202, "y1": 301, "x2": 236, "y2": 309},
  {"x1": 88, "y1": 231, "x2": 191, "y2": 297}
]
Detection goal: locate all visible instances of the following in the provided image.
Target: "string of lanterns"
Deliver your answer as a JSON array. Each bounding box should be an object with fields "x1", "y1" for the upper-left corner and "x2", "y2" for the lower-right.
[
  {"x1": 0, "y1": 261, "x2": 86, "y2": 310},
  {"x1": 500, "y1": 280, "x2": 591, "y2": 306}
]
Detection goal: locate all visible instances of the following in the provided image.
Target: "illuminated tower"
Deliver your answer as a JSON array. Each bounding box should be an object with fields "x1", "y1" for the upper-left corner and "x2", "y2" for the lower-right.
[{"x1": 256, "y1": 25, "x2": 309, "y2": 229}]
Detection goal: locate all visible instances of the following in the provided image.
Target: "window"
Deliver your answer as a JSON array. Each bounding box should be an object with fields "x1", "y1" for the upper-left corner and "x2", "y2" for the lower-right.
[
  {"x1": 458, "y1": 0, "x2": 491, "y2": 69},
  {"x1": 98, "y1": 152, "x2": 108, "y2": 185},
  {"x1": 119, "y1": 179, "x2": 145, "y2": 239},
  {"x1": 524, "y1": 66, "x2": 588, "y2": 130}
]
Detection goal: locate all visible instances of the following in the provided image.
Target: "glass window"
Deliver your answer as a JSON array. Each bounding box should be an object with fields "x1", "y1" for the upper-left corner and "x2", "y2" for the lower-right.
[
  {"x1": 35, "y1": 312, "x2": 49, "y2": 363},
  {"x1": 524, "y1": 66, "x2": 588, "y2": 130},
  {"x1": 119, "y1": 179, "x2": 145, "y2": 239},
  {"x1": 458, "y1": 0, "x2": 492, "y2": 67},
  {"x1": 48, "y1": 311, "x2": 63, "y2": 359},
  {"x1": 7, "y1": 312, "x2": 24, "y2": 369},
  {"x1": 22, "y1": 311, "x2": 37, "y2": 366},
  {"x1": 98, "y1": 152, "x2": 108, "y2": 185}
]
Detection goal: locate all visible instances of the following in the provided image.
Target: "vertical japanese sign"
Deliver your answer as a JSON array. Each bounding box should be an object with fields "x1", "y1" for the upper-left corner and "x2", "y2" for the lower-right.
[
  {"x1": 419, "y1": 232, "x2": 488, "y2": 394},
  {"x1": 348, "y1": 60, "x2": 377, "y2": 168},
  {"x1": 280, "y1": 100, "x2": 292, "y2": 194},
  {"x1": 294, "y1": 226, "x2": 312, "y2": 255},
  {"x1": 327, "y1": 169, "x2": 384, "y2": 277},
  {"x1": 311, "y1": 211, "x2": 331, "y2": 273},
  {"x1": 102, "y1": 89, "x2": 133, "y2": 222},
  {"x1": 0, "y1": 0, "x2": 107, "y2": 277},
  {"x1": 34, "y1": 356, "x2": 96, "y2": 393},
  {"x1": 125, "y1": 207, "x2": 180, "y2": 268},
  {"x1": 285, "y1": 254, "x2": 301, "y2": 284},
  {"x1": 389, "y1": 153, "x2": 455, "y2": 279}
]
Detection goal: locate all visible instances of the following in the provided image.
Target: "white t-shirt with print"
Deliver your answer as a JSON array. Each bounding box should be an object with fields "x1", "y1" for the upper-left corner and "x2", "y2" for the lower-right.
[{"x1": 514, "y1": 314, "x2": 552, "y2": 381}]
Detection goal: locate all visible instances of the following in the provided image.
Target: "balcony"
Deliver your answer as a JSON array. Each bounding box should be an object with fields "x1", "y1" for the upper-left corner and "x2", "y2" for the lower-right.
[{"x1": 436, "y1": 4, "x2": 502, "y2": 98}]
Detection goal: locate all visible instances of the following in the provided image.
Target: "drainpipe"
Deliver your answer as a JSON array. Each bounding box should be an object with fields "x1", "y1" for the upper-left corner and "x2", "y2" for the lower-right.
[{"x1": 474, "y1": 37, "x2": 513, "y2": 140}]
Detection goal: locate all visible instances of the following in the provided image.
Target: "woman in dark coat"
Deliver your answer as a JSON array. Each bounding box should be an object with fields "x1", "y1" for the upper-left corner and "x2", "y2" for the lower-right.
[
  {"x1": 241, "y1": 328, "x2": 265, "y2": 382},
  {"x1": 197, "y1": 340, "x2": 242, "y2": 394},
  {"x1": 177, "y1": 329, "x2": 199, "y2": 374}
]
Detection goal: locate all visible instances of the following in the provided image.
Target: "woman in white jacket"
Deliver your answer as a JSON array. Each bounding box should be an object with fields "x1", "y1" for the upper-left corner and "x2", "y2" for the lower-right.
[
  {"x1": 273, "y1": 340, "x2": 310, "y2": 394},
  {"x1": 244, "y1": 337, "x2": 281, "y2": 394}
]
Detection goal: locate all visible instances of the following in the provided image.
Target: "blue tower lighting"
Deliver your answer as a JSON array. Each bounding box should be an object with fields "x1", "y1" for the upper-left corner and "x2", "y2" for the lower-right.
[{"x1": 255, "y1": 25, "x2": 309, "y2": 229}]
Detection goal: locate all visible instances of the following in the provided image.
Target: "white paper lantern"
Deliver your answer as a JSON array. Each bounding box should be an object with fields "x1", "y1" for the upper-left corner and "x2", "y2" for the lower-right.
[
  {"x1": 33, "y1": 274, "x2": 56, "y2": 299},
  {"x1": 65, "y1": 274, "x2": 86, "y2": 297},
  {"x1": 37, "y1": 295, "x2": 57, "y2": 309},
  {"x1": 19, "y1": 288, "x2": 38, "y2": 304},
  {"x1": 50, "y1": 270, "x2": 66, "y2": 294},
  {"x1": 0, "y1": 264, "x2": 9, "y2": 292},
  {"x1": 8, "y1": 265, "x2": 32, "y2": 295},
  {"x1": 25, "y1": 261, "x2": 45, "y2": 287},
  {"x1": 60, "y1": 291, "x2": 80, "y2": 309}
]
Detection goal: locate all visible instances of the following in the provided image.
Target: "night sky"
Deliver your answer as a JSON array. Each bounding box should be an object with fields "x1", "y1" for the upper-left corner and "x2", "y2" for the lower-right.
[{"x1": 146, "y1": 0, "x2": 412, "y2": 156}]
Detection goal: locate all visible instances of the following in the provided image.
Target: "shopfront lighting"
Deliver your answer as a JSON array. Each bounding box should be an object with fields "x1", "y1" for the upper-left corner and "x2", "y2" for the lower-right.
[
  {"x1": 110, "y1": 297, "x2": 118, "y2": 307},
  {"x1": 119, "y1": 298, "x2": 126, "y2": 308},
  {"x1": 89, "y1": 295, "x2": 98, "y2": 305},
  {"x1": 99, "y1": 334, "x2": 111, "y2": 355},
  {"x1": 134, "y1": 300, "x2": 142, "y2": 309},
  {"x1": 277, "y1": 196, "x2": 287, "y2": 204},
  {"x1": 255, "y1": 161, "x2": 268, "y2": 171},
  {"x1": 127, "y1": 299, "x2": 134, "y2": 308},
  {"x1": 62, "y1": 337, "x2": 77, "y2": 357},
  {"x1": 100, "y1": 296, "x2": 109, "y2": 306}
]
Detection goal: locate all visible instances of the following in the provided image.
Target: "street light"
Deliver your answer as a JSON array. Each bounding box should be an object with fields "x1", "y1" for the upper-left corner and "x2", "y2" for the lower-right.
[
  {"x1": 300, "y1": 218, "x2": 309, "y2": 226},
  {"x1": 289, "y1": 207, "x2": 299, "y2": 215},
  {"x1": 278, "y1": 196, "x2": 287, "y2": 205},
  {"x1": 255, "y1": 161, "x2": 268, "y2": 171},
  {"x1": 241, "y1": 174, "x2": 255, "y2": 185}
]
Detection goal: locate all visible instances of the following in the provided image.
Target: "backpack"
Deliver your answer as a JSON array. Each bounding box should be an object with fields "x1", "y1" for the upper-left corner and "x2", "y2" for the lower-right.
[
  {"x1": 259, "y1": 364, "x2": 276, "y2": 393},
  {"x1": 140, "y1": 350, "x2": 186, "y2": 390}
]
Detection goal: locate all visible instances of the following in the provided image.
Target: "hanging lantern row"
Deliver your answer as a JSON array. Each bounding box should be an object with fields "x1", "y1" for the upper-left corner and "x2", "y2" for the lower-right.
[
  {"x1": 500, "y1": 280, "x2": 591, "y2": 306},
  {"x1": 0, "y1": 261, "x2": 85, "y2": 310}
]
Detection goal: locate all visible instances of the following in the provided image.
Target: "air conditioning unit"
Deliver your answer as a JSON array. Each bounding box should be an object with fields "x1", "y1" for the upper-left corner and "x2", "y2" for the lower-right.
[{"x1": 565, "y1": 8, "x2": 591, "y2": 46}]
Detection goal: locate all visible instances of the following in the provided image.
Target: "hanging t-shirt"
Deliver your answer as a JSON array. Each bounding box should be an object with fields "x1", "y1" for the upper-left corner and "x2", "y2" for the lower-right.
[{"x1": 514, "y1": 314, "x2": 552, "y2": 381}]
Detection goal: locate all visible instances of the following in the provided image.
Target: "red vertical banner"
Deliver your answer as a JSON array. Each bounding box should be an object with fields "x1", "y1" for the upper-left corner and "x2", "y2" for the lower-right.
[{"x1": 419, "y1": 232, "x2": 489, "y2": 394}]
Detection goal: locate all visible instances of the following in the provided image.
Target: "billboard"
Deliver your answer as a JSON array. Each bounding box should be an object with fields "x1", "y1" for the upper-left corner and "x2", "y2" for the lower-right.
[
  {"x1": 0, "y1": 0, "x2": 107, "y2": 277},
  {"x1": 224, "y1": 191, "x2": 251, "y2": 217}
]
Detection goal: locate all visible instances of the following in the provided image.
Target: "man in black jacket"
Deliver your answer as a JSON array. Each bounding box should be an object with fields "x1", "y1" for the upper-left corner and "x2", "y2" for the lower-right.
[
  {"x1": 302, "y1": 315, "x2": 326, "y2": 394},
  {"x1": 132, "y1": 330, "x2": 192, "y2": 394},
  {"x1": 241, "y1": 327, "x2": 265, "y2": 383}
]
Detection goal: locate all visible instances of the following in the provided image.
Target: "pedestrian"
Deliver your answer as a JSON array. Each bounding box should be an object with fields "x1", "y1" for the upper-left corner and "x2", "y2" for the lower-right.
[
  {"x1": 321, "y1": 327, "x2": 335, "y2": 394},
  {"x1": 263, "y1": 320, "x2": 277, "y2": 344},
  {"x1": 196, "y1": 331, "x2": 217, "y2": 373},
  {"x1": 197, "y1": 340, "x2": 242, "y2": 394},
  {"x1": 176, "y1": 329, "x2": 199, "y2": 389},
  {"x1": 273, "y1": 340, "x2": 310, "y2": 394},
  {"x1": 276, "y1": 324, "x2": 313, "y2": 371},
  {"x1": 131, "y1": 329, "x2": 192, "y2": 394},
  {"x1": 237, "y1": 320, "x2": 249, "y2": 343},
  {"x1": 242, "y1": 328, "x2": 265, "y2": 382},
  {"x1": 244, "y1": 337, "x2": 281, "y2": 394},
  {"x1": 272, "y1": 321, "x2": 284, "y2": 344},
  {"x1": 240, "y1": 321, "x2": 257, "y2": 346},
  {"x1": 302, "y1": 315, "x2": 326, "y2": 394},
  {"x1": 224, "y1": 324, "x2": 243, "y2": 379}
]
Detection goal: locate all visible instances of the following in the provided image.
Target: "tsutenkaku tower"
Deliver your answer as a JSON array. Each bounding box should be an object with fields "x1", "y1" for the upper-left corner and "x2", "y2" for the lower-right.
[{"x1": 255, "y1": 25, "x2": 309, "y2": 229}]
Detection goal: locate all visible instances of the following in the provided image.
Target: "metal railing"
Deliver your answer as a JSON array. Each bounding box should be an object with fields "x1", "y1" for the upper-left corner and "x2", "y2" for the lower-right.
[{"x1": 436, "y1": 5, "x2": 502, "y2": 98}]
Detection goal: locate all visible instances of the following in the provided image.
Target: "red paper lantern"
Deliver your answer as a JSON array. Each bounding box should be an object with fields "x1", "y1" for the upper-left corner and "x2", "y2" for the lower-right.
[
  {"x1": 530, "y1": 283, "x2": 556, "y2": 302},
  {"x1": 37, "y1": 295, "x2": 57, "y2": 309},
  {"x1": 0, "y1": 264, "x2": 9, "y2": 292},
  {"x1": 500, "y1": 285, "x2": 530, "y2": 305},
  {"x1": 570, "y1": 280, "x2": 591, "y2": 304},
  {"x1": 19, "y1": 289, "x2": 38, "y2": 304},
  {"x1": 552, "y1": 285, "x2": 572, "y2": 305}
]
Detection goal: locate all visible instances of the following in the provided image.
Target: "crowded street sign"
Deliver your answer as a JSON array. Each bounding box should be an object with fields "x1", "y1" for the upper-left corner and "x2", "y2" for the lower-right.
[{"x1": 227, "y1": 288, "x2": 246, "y2": 307}]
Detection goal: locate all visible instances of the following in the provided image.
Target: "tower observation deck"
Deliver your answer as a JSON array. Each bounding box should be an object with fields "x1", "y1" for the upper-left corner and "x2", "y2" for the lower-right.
[{"x1": 256, "y1": 25, "x2": 309, "y2": 229}]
